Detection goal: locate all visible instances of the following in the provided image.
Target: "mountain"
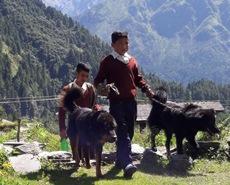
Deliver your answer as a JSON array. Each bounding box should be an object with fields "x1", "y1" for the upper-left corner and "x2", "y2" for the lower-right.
[
  {"x1": 0, "y1": 0, "x2": 111, "y2": 118},
  {"x1": 72, "y1": 0, "x2": 230, "y2": 85},
  {"x1": 1, "y1": 0, "x2": 230, "y2": 120},
  {"x1": 41, "y1": 0, "x2": 105, "y2": 17}
]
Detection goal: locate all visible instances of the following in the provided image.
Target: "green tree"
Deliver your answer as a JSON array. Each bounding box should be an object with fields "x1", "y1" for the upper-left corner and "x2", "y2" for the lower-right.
[
  {"x1": 0, "y1": 105, "x2": 6, "y2": 119},
  {"x1": 0, "y1": 37, "x2": 2, "y2": 53}
]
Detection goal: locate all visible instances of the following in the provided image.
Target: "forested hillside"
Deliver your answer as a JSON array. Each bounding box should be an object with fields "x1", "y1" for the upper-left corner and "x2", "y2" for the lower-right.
[
  {"x1": 0, "y1": 0, "x2": 230, "y2": 121},
  {"x1": 0, "y1": 0, "x2": 111, "y2": 118}
]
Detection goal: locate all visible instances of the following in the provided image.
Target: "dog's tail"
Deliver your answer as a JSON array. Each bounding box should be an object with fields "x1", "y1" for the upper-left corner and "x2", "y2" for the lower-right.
[
  {"x1": 59, "y1": 87, "x2": 83, "y2": 113},
  {"x1": 151, "y1": 86, "x2": 167, "y2": 105}
]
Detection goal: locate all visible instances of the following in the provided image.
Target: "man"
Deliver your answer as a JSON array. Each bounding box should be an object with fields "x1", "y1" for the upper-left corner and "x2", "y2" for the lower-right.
[
  {"x1": 59, "y1": 62, "x2": 100, "y2": 159},
  {"x1": 94, "y1": 30, "x2": 154, "y2": 178}
]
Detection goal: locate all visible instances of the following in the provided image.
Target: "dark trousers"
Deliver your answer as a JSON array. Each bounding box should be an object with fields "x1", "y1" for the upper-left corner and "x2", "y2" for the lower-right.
[{"x1": 109, "y1": 100, "x2": 137, "y2": 169}]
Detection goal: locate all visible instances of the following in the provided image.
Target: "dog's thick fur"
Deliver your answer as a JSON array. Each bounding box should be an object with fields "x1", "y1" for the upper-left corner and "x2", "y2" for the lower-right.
[
  {"x1": 148, "y1": 87, "x2": 220, "y2": 159},
  {"x1": 59, "y1": 87, "x2": 117, "y2": 177}
]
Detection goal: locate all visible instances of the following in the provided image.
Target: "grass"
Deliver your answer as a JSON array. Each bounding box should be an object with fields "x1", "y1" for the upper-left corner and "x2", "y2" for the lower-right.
[
  {"x1": 1, "y1": 118, "x2": 230, "y2": 184},
  {"x1": 1, "y1": 159, "x2": 230, "y2": 185}
]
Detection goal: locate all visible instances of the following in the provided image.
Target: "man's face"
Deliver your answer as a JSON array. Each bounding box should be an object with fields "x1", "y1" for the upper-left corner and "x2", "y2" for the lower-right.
[
  {"x1": 75, "y1": 70, "x2": 89, "y2": 86},
  {"x1": 111, "y1": 37, "x2": 129, "y2": 55}
]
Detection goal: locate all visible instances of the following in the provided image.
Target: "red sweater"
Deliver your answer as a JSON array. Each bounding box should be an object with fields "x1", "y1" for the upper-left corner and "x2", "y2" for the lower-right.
[
  {"x1": 58, "y1": 84, "x2": 100, "y2": 131},
  {"x1": 94, "y1": 54, "x2": 148, "y2": 102}
]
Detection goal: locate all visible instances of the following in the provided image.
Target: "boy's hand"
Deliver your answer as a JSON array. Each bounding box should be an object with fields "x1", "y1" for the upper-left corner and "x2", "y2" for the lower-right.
[
  {"x1": 97, "y1": 83, "x2": 110, "y2": 96},
  {"x1": 60, "y1": 129, "x2": 67, "y2": 141},
  {"x1": 100, "y1": 86, "x2": 110, "y2": 96},
  {"x1": 146, "y1": 88, "x2": 154, "y2": 98}
]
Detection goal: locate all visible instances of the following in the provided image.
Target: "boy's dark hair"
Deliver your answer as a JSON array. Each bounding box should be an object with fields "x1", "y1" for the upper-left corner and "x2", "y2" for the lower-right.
[
  {"x1": 111, "y1": 30, "x2": 128, "y2": 43},
  {"x1": 76, "y1": 62, "x2": 91, "y2": 73}
]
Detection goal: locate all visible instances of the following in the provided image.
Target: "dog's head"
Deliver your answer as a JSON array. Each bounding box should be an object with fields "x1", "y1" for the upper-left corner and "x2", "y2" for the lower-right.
[
  {"x1": 194, "y1": 109, "x2": 220, "y2": 136},
  {"x1": 96, "y1": 111, "x2": 117, "y2": 144}
]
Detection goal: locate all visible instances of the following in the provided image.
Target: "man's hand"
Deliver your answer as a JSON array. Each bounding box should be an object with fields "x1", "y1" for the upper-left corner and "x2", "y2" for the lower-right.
[
  {"x1": 97, "y1": 83, "x2": 110, "y2": 96},
  {"x1": 60, "y1": 129, "x2": 67, "y2": 141},
  {"x1": 146, "y1": 88, "x2": 154, "y2": 99}
]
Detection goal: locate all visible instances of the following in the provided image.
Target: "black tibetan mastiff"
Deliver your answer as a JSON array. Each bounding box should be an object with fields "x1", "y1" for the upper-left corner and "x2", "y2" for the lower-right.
[
  {"x1": 59, "y1": 87, "x2": 117, "y2": 177},
  {"x1": 148, "y1": 87, "x2": 220, "y2": 159}
]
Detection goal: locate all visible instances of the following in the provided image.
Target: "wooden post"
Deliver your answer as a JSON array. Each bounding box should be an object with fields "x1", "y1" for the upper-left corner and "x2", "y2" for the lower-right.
[{"x1": 17, "y1": 118, "x2": 21, "y2": 142}]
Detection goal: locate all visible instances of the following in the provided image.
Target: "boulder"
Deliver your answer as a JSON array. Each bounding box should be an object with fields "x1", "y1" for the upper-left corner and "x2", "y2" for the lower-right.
[
  {"x1": 142, "y1": 148, "x2": 163, "y2": 162},
  {"x1": 15, "y1": 141, "x2": 46, "y2": 155},
  {"x1": 0, "y1": 144, "x2": 14, "y2": 154},
  {"x1": 9, "y1": 154, "x2": 41, "y2": 174},
  {"x1": 38, "y1": 151, "x2": 72, "y2": 162},
  {"x1": 102, "y1": 151, "x2": 116, "y2": 162},
  {"x1": 166, "y1": 154, "x2": 193, "y2": 172}
]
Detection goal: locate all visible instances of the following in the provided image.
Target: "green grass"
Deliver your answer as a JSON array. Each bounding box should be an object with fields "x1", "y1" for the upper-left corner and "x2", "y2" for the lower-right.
[
  {"x1": 1, "y1": 118, "x2": 230, "y2": 184},
  {"x1": 1, "y1": 159, "x2": 230, "y2": 185}
]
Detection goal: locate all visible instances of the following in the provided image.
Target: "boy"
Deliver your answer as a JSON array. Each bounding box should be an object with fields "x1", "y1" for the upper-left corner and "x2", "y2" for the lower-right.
[
  {"x1": 59, "y1": 62, "x2": 100, "y2": 159},
  {"x1": 94, "y1": 30, "x2": 153, "y2": 178}
]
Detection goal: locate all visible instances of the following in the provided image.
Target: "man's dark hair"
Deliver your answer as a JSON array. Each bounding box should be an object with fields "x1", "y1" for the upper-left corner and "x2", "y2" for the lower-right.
[
  {"x1": 76, "y1": 62, "x2": 91, "y2": 73},
  {"x1": 111, "y1": 30, "x2": 128, "y2": 43}
]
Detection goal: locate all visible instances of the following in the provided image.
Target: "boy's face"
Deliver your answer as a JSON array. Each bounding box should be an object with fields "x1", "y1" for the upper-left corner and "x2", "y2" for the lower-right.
[
  {"x1": 111, "y1": 37, "x2": 129, "y2": 55},
  {"x1": 75, "y1": 70, "x2": 89, "y2": 86}
]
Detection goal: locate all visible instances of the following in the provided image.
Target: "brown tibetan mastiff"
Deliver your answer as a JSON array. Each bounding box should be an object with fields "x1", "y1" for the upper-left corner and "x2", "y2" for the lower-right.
[
  {"x1": 59, "y1": 87, "x2": 117, "y2": 177},
  {"x1": 148, "y1": 87, "x2": 220, "y2": 159}
]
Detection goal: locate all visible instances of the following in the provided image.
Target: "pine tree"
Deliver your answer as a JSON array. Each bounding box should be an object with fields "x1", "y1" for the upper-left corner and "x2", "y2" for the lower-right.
[{"x1": 0, "y1": 37, "x2": 2, "y2": 52}]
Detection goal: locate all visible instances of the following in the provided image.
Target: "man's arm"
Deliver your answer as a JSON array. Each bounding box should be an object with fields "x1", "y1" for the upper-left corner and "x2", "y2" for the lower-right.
[
  {"x1": 58, "y1": 107, "x2": 67, "y2": 141},
  {"x1": 94, "y1": 58, "x2": 109, "y2": 88},
  {"x1": 133, "y1": 61, "x2": 154, "y2": 98},
  {"x1": 58, "y1": 86, "x2": 69, "y2": 141}
]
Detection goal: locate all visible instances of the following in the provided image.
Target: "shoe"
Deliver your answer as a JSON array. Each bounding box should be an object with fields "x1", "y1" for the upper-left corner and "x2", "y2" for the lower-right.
[{"x1": 124, "y1": 164, "x2": 137, "y2": 178}]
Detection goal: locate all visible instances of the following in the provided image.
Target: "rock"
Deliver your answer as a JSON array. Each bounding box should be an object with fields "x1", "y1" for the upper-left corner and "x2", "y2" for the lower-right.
[
  {"x1": 38, "y1": 151, "x2": 72, "y2": 161},
  {"x1": 166, "y1": 154, "x2": 193, "y2": 172},
  {"x1": 142, "y1": 148, "x2": 163, "y2": 162},
  {"x1": 102, "y1": 151, "x2": 116, "y2": 162},
  {"x1": 9, "y1": 154, "x2": 41, "y2": 174},
  {"x1": 132, "y1": 144, "x2": 145, "y2": 154},
  {"x1": 3, "y1": 141, "x2": 26, "y2": 148},
  {"x1": 0, "y1": 144, "x2": 14, "y2": 154},
  {"x1": 15, "y1": 141, "x2": 46, "y2": 155},
  {"x1": 101, "y1": 144, "x2": 145, "y2": 162},
  {"x1": 156, "y1": 146, "x2": 177, "y2": 155},
  {"x1": 131, "y1": 144, "x2": 145, "y2": 160}
]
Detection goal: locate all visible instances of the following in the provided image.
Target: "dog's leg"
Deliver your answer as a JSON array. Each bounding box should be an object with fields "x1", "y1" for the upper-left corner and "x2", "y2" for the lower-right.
[
  {"x1": 165, "y1": 131, "x2": 172, "y2": 159},
  {"x1": 186, "y1": 135, "x2": 200, "y2": 159},
  {"x1": 150, "y1": 125, "x2": 160, "y2": 152},
  {"x1": 83, "y1": 145, "x2": 91, "y2": 169},
  {"x1": 74, "y1": 133, "x2": 82, "y2": 166},
  {"x1": 95, "y1": 145, "x2": 103, "y2": 178},
  {"x1": 80, "y1": 146, "x2": 85, "y2": 163},
  {"x1": 176, "y1": 134, "x2": 184, "y2": 155}
]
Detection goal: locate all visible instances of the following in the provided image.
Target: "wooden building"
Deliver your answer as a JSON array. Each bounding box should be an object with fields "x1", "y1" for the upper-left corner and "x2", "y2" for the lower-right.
[{"x1": 100, "y1": 101, "x2": 225, "y2": 132}]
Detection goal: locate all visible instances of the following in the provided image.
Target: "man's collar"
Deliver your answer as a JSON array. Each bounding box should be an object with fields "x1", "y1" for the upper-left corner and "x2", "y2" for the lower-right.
[
  {"x1": 111, "y1": 50, "x2": 131, "y2": 59},
  {"x1": 111, "y1": 50, "x2": 131, "y2": 64}
]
